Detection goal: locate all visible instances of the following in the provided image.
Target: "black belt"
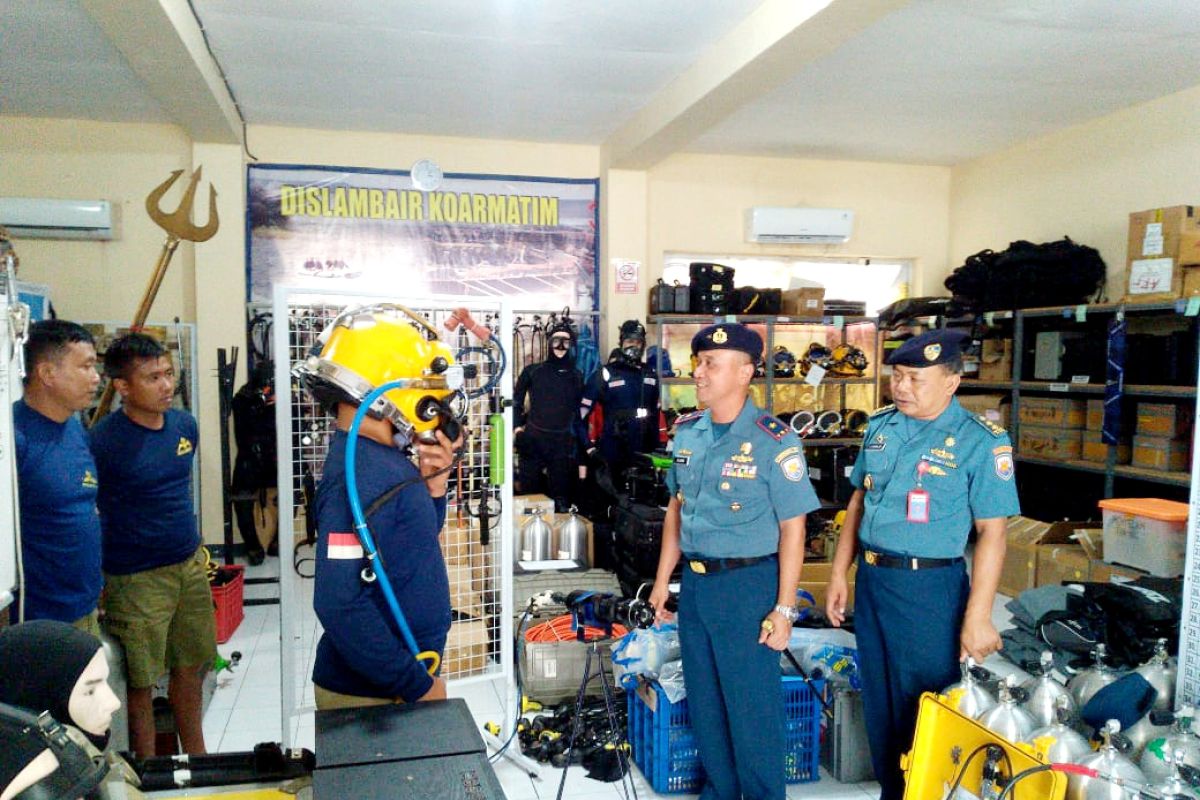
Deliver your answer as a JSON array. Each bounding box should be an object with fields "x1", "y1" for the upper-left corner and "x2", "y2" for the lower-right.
[
  {"x1": 862, "y1": 549, "x2": 963, "y2": 571},
  {"x1": 685, "y1": 553, "x2": 775, "y2": 575}
]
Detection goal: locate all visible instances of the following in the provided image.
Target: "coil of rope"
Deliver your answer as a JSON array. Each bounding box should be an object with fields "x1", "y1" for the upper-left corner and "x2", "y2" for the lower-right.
[{"x1": 524, "y1": 615, "x2": 629, "y2": 643}]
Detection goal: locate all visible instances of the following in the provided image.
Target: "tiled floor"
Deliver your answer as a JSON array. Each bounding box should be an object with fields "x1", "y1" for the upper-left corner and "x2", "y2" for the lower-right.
[{"x1": 202, "y1": 555, "x2": 1017, "y2": 799}]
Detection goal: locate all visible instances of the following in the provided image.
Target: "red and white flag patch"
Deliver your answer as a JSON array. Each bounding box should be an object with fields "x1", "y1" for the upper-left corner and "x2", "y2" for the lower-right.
[{"x1": 327, "y1": 532, "x2": 364, "y2": 560}]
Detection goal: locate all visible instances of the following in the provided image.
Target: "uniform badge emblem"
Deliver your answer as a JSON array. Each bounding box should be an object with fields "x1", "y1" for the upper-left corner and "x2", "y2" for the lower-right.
[
  {"x1": 994, "y1": 452, "x2": 1015, "y2": 481},
  {"x1": 82, "y1": 470, "x2": 98, "y2": 488},
  {"x1": 924, "y1": 343, "x2": 941, "y2": 362},
  {"x1": 781, "y1": 454, "x2": 806, "y2": 482},
  {"x1": 740, "y1": 442, "x2": 752, "y2": 455},
  {"x1": 177, "y1": 437, "x2": 194, "y2": 456},
  {"x1": 864, "y1": 474, "x2": 874, "y2": 490},
  {"x1": 865, "y1": 432, "x2": 886, "y2": 451},
  {"x1": 945, "y1": 437, "x2": 955, "y2": 447},
  {"x1": 712, "y1": 328, "x2": 728, "y2": 344}
]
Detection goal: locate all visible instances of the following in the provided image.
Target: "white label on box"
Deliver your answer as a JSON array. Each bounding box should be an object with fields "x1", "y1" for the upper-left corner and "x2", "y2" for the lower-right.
[
  {"x1": 1049, "y1": 383, "x2": 1069, "y2": 392},
  {"x1": 963, "y1": 361, "x2": 979, "y2": 374},
  {"x1": 543, "y1": 658, "x2": 557, "y2": 678},
  {"x1": 1070, "y1": 375, "x2": 1090, "y2": 384},
  {"x1": 808, "y1": 467, "x2": 823, "y2": 480},
  {"x1": 804, "y1": 364, "x2": 826, "y2": 386},
  {"x1": 1143, "y1": 223, "x2": 1164, "y2": 256},
  {"x1": 1128, "y1": 257, "x2": 1175, "y2": 294},
  {"x1": 805, "y1": 299, "x2": 819, "y2": 309},
  {"x1": 844, "y1": 465, "x2": 854, "y2": 477}
]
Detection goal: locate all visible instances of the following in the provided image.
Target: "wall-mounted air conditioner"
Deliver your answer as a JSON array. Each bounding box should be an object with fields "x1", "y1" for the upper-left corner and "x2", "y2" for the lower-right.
[
  {"x1": 0, "y1": 198, "x2": 114, "y2": 240},
  {"x1": 745, "y1": 207, "x2": 853, "y2": 244}
]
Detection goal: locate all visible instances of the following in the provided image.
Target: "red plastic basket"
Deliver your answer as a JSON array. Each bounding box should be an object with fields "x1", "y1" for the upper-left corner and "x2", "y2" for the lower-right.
[{"x1": 210, "y1": 565, "x2": 245, "y2": 644}]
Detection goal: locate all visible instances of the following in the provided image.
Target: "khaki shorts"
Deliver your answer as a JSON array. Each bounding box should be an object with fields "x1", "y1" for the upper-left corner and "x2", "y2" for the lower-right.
[
  {"x1": 72, "y1": 609, "x2": 101, "y2": 637},
  {"x1": 102, "y1": 548, "x2": 217, "y2": 688},
  {"x1": 313, "y1": 685, "x2": 399, "y2": 711}
]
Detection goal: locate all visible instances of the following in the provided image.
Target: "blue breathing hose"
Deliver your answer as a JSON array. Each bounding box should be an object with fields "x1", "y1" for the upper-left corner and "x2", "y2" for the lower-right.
[{"x1": 344, "y1": 379, "x2": 431, "y2": 670}]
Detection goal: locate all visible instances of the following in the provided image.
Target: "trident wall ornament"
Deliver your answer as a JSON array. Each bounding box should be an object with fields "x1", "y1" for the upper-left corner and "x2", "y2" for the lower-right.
[{"x1": 90, "y1": 168, "x2": 219, "y2": 426}]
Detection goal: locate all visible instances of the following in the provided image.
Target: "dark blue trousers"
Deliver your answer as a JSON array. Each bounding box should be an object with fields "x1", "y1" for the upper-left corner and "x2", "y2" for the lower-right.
[
  {"x1": 679, "y1": 558, "x2": 784, "y2": 800},
  {"x1": 855, "y1": 556, "x2": 969, "y2": 800}
]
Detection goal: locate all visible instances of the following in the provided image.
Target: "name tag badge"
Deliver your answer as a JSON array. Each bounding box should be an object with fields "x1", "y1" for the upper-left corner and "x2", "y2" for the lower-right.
[{"x1": 907, "y1": 489, "x2": 930, "y2": 523}]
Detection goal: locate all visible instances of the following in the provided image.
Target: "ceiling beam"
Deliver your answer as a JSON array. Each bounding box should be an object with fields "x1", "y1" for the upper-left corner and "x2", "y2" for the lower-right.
[
  {"x1": 602, "y1": 0, "x2": 913, "y2": 169},
  {"x1": 79, "y1": 0, "x2": 242, "y2": 144}
]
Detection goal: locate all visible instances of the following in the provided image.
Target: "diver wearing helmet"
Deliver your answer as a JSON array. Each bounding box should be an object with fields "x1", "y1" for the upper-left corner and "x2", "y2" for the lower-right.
[
  {"x1": 297, "y1": 305, "x2": 463, "y2": 709},
  {"x1": 578, "y1": 319, "x2": 663, "y2": 481},
  {"x1": 513, "y1": 318, "x2": 584, "y2": 511}
]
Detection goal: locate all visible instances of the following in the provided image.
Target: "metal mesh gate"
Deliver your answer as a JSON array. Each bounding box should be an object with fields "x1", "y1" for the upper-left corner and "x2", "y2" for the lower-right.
[{"x1": 273, "y1": 287, "x2": 513, "y2": 745}]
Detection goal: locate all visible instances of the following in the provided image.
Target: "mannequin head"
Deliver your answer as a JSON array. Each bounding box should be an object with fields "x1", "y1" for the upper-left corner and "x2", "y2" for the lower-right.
[{"x1": 0, "y1": 621, "x2": 121, "y2": 750}]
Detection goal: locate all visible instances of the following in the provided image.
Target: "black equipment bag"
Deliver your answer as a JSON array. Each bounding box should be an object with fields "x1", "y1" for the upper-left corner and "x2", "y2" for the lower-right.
[
  {"x1": 650, "y1": 278, "x2": 676, "y2": 315},
  {"x1": 673, "y1": 282, "x2": 691, "y2": 313},
  {"x1": 944, "y1": 237, "x2": 1106, "y2": 313},
  {"x1": 612, "y1": 502, "x2": 666, "y2": 591},
  {"x1": 876, "y1": 297, "x2": 962, "y2": 329},
  {"x1": 731, "y1": 287, "x2": 782, "y2": 315},
  {"x1": 689, "y1": 262, "x2": 735, "y2": 315}
]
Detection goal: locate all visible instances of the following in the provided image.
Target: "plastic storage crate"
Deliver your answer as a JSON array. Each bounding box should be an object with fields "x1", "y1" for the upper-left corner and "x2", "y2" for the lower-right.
[
  {"x1": 210, "y1": 565, "x2": 245, "y2": 644},
  {"x1": 627, "y1": 676, "x2": 822, "y2": 794}
]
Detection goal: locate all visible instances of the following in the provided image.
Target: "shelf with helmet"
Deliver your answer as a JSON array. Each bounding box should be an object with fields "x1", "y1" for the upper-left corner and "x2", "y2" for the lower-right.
[{"x1": 646, "y1": 314, "x2": 880, "y2": 448}]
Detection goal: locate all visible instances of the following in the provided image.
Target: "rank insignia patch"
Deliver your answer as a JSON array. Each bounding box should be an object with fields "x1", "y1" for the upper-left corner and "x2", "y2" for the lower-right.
[{"x1": 994, "y1": 452, "x2": 1015, "y2": 481}]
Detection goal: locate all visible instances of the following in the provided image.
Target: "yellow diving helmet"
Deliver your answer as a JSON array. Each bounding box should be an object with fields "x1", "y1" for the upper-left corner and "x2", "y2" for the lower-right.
[{"x1": 297, "y1": 303, "x2": 464, "y2": 442}]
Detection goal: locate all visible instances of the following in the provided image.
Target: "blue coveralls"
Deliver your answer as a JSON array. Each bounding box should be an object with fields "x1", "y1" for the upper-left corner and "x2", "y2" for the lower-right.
[
  {"x1": 578, "y1": 357, "x2": 661, "y2": 475},
  {"x1": 849, "y1": 398, "x2": 1020, "y2": 799},
  {"x1": 667, "y1": 399, "x2": 821, "y2": 800}
]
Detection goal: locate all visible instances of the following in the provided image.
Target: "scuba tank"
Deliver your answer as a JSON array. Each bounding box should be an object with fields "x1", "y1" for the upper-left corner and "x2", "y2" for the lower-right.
[
  {"x1": 1136, "y1": 638, "x2": 1178, "y2": 713},
  {"x1": 1069, "y1": 644, "x2": 1120, "y2": 709},
  {"x1": 555, "y1": 506, "x2": 589, "y2": 567},
  {"x1": 1124, "y1": 707, "x2": 1173, "y2": 761},
  {"x1": 977, "y1": 676, "x2": 1037, "y2": 743},
  {"x1": 942, "y1": 656, "x2": 997, "y2": 719},
  {"x1": 1023, "y1": 693, "x2": 1091, "y2": 764},
  {"x1": 520, "y1": 508, "x2": 553, "y2": 562},
  {"x1": 1068, "y1": 720, "x2": 1147, "y2": 800},
  {"x1": 1141, "y1": 707, "x2": 1200, "y2": 785},
  {"x1": 1151, "y1": 750, "x2": 1200, "y2": 800},
  {"x1": 1022, "y1": 650, "x2": 1079, "y2": 729}
]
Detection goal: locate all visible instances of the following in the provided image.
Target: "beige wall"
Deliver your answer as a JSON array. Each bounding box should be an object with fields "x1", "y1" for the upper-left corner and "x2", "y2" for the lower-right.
[
  {"x1": 0, "y1": 117, "x2": 197, "y2": 322},
  {"x1": 949, "y1": 83, "x2": 1200, "y2": 297},
  {"x1": 647, "y1": 153, "x2": 952, "y2": 296}
]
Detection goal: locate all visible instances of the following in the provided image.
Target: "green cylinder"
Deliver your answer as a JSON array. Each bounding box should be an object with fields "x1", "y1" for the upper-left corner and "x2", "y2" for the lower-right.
[{"x1": 489, "y1": 412, "x2": 505, "y2": 486}]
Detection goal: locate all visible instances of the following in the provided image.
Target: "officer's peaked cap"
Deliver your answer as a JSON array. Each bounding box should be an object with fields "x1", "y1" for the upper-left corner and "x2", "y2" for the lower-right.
[
  {"x1": 691, "y1": 323, "x2": 763, "y2": 359},
  {"x1": 886, "y1": 328, "x2": 969, "y2": 367}
]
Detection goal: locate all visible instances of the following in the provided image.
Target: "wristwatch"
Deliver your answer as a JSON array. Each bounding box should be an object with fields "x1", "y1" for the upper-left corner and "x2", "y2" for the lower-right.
[{"x1": 774, "y1": 604, "x2": 800, "y2": 623}]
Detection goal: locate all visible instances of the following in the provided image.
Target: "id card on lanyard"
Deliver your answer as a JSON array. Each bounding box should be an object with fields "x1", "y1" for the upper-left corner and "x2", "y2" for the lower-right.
[{"x1": 908, "y1": 460, "x2": 930, "y2": 523}]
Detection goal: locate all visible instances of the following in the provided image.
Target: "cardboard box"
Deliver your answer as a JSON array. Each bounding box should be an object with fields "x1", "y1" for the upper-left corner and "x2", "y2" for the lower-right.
[
  {"x1": 1018, "y1": 424, "x2": 1082, "y2": 460},
  {"x1": 1125, "y1": 205, "x2": 1200, "y2": 301},
  {"x1": 1086, "y1": 399, "x2": 1105, "y2": 432},
  {"x1": 1036, "y1": 544, "x2": 1092, "y2": 587},
  {"x1": 781, "y1": 287, "x2": 825, "y2": 317},
  {"x1": 978, "y1": 339, "x2": 1013, "y2": 382},
  {"x1": 1019, "y1": 397, "x2": 1086, "y2": 429},
  {"x1": 1132, "y1": 434, "x2": 1189, "y2": 471},
  {"x1": 1136, "y1": 402, "x2": 1192, "y2": 439},
  {"x1": 443, "y1": 617, "x2": 490, "y2": 675},
  {"x1": 999, "y1": 517, "x2": 1101, "y2": 597},
  {"x1": 957, "y1": 393, "x2": 1010, "y2": 430},
  {"x1": 797, "y1": 559, "x2": 856, "y2": 612},
  {"x1": 1090, "y1": 560, "x2": 1148, "y2": 584},
  {"x1": 1081, "y1": 430, "x2": 1131, "y2": 464}
]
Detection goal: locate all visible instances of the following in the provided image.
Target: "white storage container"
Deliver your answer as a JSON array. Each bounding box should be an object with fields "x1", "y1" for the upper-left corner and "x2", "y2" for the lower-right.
[{"x1": 1098, "y1": 498, "x2": 1189, "y2": 578}]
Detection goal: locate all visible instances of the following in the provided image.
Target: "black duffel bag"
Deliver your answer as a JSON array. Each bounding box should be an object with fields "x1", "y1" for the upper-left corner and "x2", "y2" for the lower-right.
[
  {"x1": 731, "y1": 286, "x2": 782, "y2": 315},
  {"x1": 612, "y1": 502, "x2": 666, "y2": 582}
]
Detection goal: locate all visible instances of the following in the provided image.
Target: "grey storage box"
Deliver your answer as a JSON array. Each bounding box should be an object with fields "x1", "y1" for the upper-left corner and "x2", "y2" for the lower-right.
[
  {"x1": 820, "y1": 684, "x2": 874, "y2": 783},
  {"x1": 521, "y1": 634, "x2": 619, "y2": 704}
]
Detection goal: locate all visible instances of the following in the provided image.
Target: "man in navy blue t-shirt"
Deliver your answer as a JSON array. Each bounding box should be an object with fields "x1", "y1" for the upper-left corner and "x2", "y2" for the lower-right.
[
  {"x1": 13, "y1": 320, "x2": 102, "y2": 632},
  {"x1": 90, "y1": 333, "x2": 215, "y2": 757}
]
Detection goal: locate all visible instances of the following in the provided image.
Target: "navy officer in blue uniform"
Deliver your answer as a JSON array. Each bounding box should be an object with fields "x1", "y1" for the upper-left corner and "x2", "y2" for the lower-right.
[
  {"x1": 825, "y1": 329, "x2": 1019, "y2": 800},
  {"x1": 649, "y1": 322, "x2": 820, "y2": 800}
]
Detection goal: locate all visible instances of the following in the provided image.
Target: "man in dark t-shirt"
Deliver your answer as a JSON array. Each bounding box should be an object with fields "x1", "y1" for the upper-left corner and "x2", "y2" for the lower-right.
[
  {"x1": 13, "y1": 320, "x2": 102, "y2": 632},
  {"x1": 90, "y1": 333, "x2": 215, "y2": 758}
]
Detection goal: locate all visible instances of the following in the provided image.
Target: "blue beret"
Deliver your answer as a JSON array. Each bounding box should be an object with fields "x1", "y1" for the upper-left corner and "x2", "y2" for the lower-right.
[
  {"x1": 886, "y1": 329, "x2": 969, "y2": 367},
  {"x1": 691, "y1": 323, "x2": 763, "y2": 359}
]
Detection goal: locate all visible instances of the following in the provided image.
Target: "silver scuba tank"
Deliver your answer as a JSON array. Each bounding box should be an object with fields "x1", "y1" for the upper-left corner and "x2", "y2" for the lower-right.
[
  {"x1": 977, "y1": 675, "x2": 1037, "y2": 743},
  {"x1": 942, "y1": 656, "x2": 997, "y2": 719},
  {"x1": 1022, "y1": 650, "x2": 1079, "y2": 729},
  {"x1": 1124, "y1": 707, "x2": 1173, "y2": 761},
  {"x1": 1068, "y1": 720, "x2": 1147, "y2": 800},
  {"x1": 1142, "y1": 707, "x2": 1200, "y2": 785},
  {"x1": 1152, "y1": 749, "x2": 1200, "y2": 800},
  {"x1": 1136, "y1": 638, "x2": 1177, "y2": 713},
  {"x1": 1069, "y1": 644, "x2": 1120, "y2": 709},
  {"x1": 1023, "y1": 693, "x2": 1092, "y2": 764},
  {"x1": 554, "y1": 505, "x2": 589, "y2": 567},
  {"x1": 520, "y1": 508, "x2": 553, "y2": 562}
]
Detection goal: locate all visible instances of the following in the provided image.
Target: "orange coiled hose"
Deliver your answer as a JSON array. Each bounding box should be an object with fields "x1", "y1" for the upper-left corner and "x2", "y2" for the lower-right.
[{"x1": 524, "y1": 614, "x2": 629, "y2": 643}]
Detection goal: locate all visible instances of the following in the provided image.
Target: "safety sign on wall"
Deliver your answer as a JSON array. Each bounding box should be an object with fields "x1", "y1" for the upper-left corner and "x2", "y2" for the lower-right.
[{"x1": 613, "y1": 259, "x2": 640, "y2": 294}]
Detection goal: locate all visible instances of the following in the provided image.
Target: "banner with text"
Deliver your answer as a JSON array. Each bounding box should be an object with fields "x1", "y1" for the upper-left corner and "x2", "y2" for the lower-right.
[{"x1": 247, "y1": 164, "x2": 599, "y2": 310}]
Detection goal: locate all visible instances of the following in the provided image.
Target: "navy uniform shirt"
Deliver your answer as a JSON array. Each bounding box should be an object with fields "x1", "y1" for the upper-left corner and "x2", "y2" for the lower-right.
[
  {"x1": 667, "y1": 399, "x2": 820, "y2": 558},
  {"x1": 312, "y1": 431, "x2": 450, "y2": 702},
  {"x1": 90, "y1": 409, "x2": 200, "y2": 575},
  {"x1": 12, "y1": 400, "x2": 102, "y2": 622},
  {"x1": 850, "y1": 397, "x2": 1020, "y2": 558}
]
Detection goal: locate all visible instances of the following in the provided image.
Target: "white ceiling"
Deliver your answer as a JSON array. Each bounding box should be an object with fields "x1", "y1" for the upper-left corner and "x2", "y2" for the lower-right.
[{"x1": 3, "y1": 0, "x2": 1200, "y2": 166}]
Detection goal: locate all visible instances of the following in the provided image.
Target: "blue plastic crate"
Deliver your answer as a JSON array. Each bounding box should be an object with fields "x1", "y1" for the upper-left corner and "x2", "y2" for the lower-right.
[{"x1": 627, "y1": 676, "x2": 822, "y2": 794}]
